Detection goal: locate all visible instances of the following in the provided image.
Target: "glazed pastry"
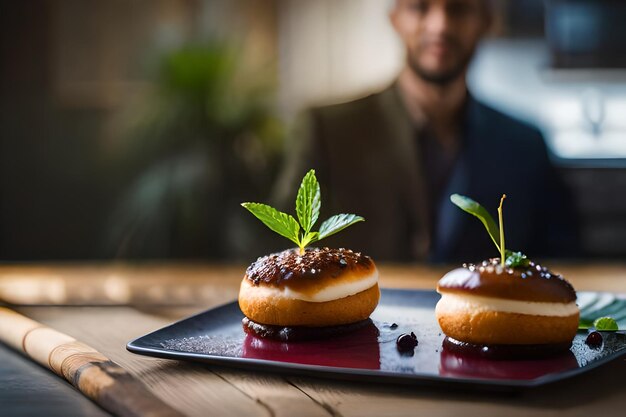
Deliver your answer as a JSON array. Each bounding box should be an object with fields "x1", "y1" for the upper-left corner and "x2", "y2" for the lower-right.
[
  {"x1": 239, "y1": 247, "x2": 379, "y2": 327},
  {"x1": 436, "y1": 258, "x2": 578, "y2": 345},
  {"x1": 436, "y1": 194, "x2": 580, "y2": 350},
  {"x1": 239, "y1": 169, "x2": 378, "y2": 334}
]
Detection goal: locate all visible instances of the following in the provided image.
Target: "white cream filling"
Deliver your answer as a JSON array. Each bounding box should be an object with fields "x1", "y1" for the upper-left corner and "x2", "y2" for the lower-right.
[
  {"x1": 246, "y1": 269, "x2": 378, "y2": 303},
  {"x1": 436, "y1": 293, "x2": 579, "y2": 317}
]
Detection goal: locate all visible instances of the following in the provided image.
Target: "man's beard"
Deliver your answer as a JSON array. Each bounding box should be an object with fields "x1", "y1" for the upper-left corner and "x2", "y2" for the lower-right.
[{"x1": 407, "y1": 46, "x2": 472, "y2": 86}]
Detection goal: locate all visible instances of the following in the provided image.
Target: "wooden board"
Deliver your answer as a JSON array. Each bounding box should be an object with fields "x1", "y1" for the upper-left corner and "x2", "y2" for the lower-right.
[{"x1": 0, "y1": 343, "x2": 110, "y2": 417}]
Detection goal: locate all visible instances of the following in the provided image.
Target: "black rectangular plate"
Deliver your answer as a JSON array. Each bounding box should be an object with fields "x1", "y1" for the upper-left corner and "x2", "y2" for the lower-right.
[{"x1": 127, "y1": 289, "x2": 626, "y2": 389}]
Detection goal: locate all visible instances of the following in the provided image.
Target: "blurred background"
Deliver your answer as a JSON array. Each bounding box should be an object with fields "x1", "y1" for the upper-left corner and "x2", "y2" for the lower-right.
[{"x1": 1, "y1": 0, "x2": 626, "y2": 262}]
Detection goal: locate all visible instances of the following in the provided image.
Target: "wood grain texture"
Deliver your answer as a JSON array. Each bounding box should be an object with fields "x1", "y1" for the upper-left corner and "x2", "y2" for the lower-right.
[
  {"x1": 0, "y1": 263, "x2": 243, "y2": 306},
  {"x1": 20, "y1": 306, "x2": 330, "y2": 417},
  {"x1": 2, "y1": 262, "x2": 626, "y2": 417},
  {"x1": 0, "y1": 307, "x2": 184, "y2": 417},
  {"x1": 0, "y1": 343, "x2": 111, "y2": 417}
]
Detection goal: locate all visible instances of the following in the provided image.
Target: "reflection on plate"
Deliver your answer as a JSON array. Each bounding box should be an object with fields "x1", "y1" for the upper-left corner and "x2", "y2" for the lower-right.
[
  {"x1": 242, "y1": 320, "x2": 380, "y2": 369},
  {"x1": 439, "y1": 342, "x2": 579, "y2": 380}
]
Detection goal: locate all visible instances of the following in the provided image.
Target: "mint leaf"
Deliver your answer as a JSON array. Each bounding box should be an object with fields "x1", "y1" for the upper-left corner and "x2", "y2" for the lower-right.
[
  {"x1": 450, "y1": 194, "x2": 501, "y2": 252},
  {"x1": 318, "y1": 214, "x2": 364, "y2": 240},
  {"x1": 300, "y1": 231, "x2": 319, "y2": 248},
  {"x1": 505, "y1": 250, "x2": 530, "y2": 268},
  {"x1": 593, "y1": 317, "x2": 619, "y2": 331},
  {"x1": 296, "y1": 169, "x2": 321, "y2": 233},
  {"x1": 241, "y1": 203, "x2": 300, "y2": 246},
  {"x1": 242, "y1": 169, "x2": 365, "y2": 253}
]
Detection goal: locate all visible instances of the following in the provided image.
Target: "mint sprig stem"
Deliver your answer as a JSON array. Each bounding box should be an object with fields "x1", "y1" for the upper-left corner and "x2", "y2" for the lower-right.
[
  {"x1": 498, "y1": 194, "x2": 506, "y2": 267},
  {"x1": 451, "y1": 193, "x2": 529, "y2": 268},
  {"x1": 242, "y1": 169, "x2": 364, "y2": 253}
]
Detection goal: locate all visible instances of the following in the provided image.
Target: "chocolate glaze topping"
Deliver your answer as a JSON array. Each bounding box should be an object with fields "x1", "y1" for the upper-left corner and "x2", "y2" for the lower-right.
[
  {"x1": 437, "y1": 258, "x2": 576, "y2": 303},
  {"x1": 245, "y1": 247, "x2": 374, "y2": 294}
]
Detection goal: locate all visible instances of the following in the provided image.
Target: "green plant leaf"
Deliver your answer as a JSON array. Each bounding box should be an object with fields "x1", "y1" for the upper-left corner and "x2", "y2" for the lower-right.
[
  {"x1": 450, "y1": 194, "x2": 501, "y2": 252},
  {"x1": 241, "y1": 203, "x2": 300, "y2": 246},
  {"x1": 505, "y1": 250, "x2": 530, "y2": 268},
  {"x1": 242, "y1": 169, "x2": 365, "y2": 252},
  {"x1": 296, "y1": 169, "x2": 321, "y2": 233},
  {"x1": 318, "y1": 214, "x2": 364, "y2": 240},
  {"x1": 300, "y1": 231, "x2": 319, "y2": 248},
  {"x1": 593, "y1": 317, "x2": 619, "y2": 331}
]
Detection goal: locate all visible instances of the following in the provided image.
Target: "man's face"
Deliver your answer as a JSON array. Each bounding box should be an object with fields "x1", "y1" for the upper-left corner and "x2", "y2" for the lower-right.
[{"x1": 391, "y1": 0, "x2": 490, "y2": 85}]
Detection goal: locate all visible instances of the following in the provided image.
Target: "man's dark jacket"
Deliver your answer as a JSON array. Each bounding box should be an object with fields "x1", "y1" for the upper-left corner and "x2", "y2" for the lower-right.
[{"x1": 272, "y1": 84, "x2": 578, "y2": 263}]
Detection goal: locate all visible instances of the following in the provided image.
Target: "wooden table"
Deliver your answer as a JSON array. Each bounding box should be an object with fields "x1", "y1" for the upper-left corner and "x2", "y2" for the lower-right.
[{"x1": 1, "y1": 263, "x2": 625, "y2": 417}]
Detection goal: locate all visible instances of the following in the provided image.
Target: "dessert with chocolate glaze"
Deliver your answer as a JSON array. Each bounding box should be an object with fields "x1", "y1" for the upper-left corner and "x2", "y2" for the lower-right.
[
  {"x1": 239, "y1": 170, "x2": 379, "y2": 335},
  {"x1": 239, "y1": 247, "x2": 379, "y2": 327},
  {"x1": 436, "y1": 258, "x2": 578, "y2": 346},
  {"x1": 436, "y1": 194, "x2": 580, "y2": 353}
]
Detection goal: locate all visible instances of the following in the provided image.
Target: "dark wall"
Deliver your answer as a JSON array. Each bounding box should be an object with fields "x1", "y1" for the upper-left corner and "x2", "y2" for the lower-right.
[
  {"x1": 1, "y1": 1, "x2": 625, "y2": 261},
  {"x1": 563, "y1": 167, "x2": 626, "y2": 258},
  {"x1": 0, "y1": 2, "x2": 116, "y2": 260}
]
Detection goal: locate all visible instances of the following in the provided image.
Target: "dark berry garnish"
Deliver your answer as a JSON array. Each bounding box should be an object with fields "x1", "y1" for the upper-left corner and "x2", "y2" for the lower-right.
[
  {"x1": 396, "y1": 332, "x2": 418, "y2": 352},
  {"x1": 585, "y1": 331, "x2": 603, "y2": 347},
  {"x1": 389, "y1": 323, "x2": 398, "y2": 329}
]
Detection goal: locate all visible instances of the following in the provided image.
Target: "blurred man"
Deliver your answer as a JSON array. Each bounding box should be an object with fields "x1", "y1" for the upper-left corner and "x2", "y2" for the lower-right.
[{"x1": 272, "y1": 0, "x2": 578, "y2": 262}]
